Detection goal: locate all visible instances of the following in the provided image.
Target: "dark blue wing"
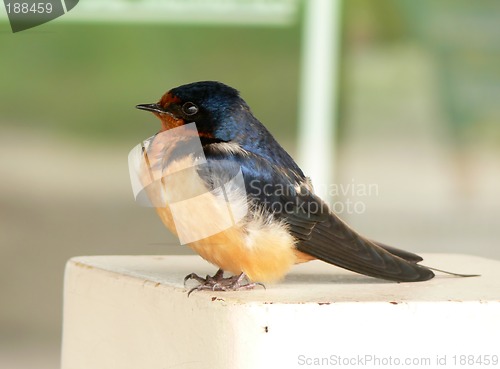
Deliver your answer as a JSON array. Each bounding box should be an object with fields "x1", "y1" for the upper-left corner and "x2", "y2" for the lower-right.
[{"x1": 198, "y1": 143, "x2": 434, "y2": 282}]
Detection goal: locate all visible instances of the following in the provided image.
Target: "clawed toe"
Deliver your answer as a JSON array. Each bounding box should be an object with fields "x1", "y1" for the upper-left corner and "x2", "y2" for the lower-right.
[
  {"x1": 184, "y1": 269, "x2": 266, "y2": 296},
  {"x1": 183, "y1": 273, "x2": 206, "y2": 286}
]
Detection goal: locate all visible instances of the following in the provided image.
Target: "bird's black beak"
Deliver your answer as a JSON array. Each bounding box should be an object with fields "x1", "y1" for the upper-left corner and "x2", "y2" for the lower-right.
[{"x1": 135, "y1": 103, "x2": 165, "y2": 114}]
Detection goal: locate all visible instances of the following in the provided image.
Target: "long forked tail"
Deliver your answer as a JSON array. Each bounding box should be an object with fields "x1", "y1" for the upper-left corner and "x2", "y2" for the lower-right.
[
  {"x1": 374, "y1": 241, "x2": 480, "y2": 278},
  {"x1": 421, "y1": 265, "x2": 480, "y2": 278}
]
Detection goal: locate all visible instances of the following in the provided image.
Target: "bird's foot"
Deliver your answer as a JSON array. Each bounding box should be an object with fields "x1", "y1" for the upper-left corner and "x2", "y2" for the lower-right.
[{"x1": 184, "y1": 269, "x2": 265, "y2": 296}]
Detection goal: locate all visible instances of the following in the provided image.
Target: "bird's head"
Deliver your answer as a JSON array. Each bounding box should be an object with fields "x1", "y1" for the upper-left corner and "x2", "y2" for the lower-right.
[{"x1": 136, "y1": 81, "x2": 250, "y2": 141}]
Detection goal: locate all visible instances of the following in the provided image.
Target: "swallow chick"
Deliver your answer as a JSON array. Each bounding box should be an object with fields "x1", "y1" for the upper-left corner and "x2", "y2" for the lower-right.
[{"x1": 134, "y1": 81, "x2": 473, "y2": 295}]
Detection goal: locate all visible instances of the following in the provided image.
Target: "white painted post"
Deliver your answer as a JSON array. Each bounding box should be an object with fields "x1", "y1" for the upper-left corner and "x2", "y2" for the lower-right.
[
  {"x1": 61, "y1": 254, "x2": 500, "y2": 369},
  {"x1": 298, "y1": 0, "x2": 342, "y2": 201}
]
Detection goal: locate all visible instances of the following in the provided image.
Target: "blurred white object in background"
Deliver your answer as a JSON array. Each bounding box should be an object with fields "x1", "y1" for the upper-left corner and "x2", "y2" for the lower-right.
[{"x1": 298, "y1": 0, "x2": 342, "y2": 202}]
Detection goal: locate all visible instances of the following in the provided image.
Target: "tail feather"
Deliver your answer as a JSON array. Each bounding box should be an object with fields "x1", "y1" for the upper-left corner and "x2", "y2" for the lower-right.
[
  {"x1": 372, "y1": 241, "x2": 423, "y2": 263},
  {"x1": 374, "y1": 242, "x2": 479, "y2": 278}
]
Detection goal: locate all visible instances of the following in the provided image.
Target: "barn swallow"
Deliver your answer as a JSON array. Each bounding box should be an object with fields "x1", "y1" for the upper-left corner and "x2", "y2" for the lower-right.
[{"x1": 135, "y1": 81, "x2": 475, "y2": 294}]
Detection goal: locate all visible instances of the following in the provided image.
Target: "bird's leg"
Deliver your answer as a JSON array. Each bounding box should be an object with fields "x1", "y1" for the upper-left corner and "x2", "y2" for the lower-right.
[{"x1": 185, "y1": 270, "x2": 266, "y2": 296}]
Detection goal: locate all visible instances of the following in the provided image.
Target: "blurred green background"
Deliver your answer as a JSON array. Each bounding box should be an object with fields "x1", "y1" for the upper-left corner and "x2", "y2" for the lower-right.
[{"x1": 1, "y1": 1, "x2": 499, "y2": 368}]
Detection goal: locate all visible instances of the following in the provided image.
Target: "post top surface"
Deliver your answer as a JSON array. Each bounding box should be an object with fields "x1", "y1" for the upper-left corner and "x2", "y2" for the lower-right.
[{"x1": 68, "y1": 253, "x2": 499, "y2": 304}]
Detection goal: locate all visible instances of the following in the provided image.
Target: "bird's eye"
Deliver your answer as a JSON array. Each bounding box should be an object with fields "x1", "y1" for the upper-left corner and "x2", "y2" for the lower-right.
[{"x1": 182, "y1": 102, "x2": 199, "y2": 116}]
